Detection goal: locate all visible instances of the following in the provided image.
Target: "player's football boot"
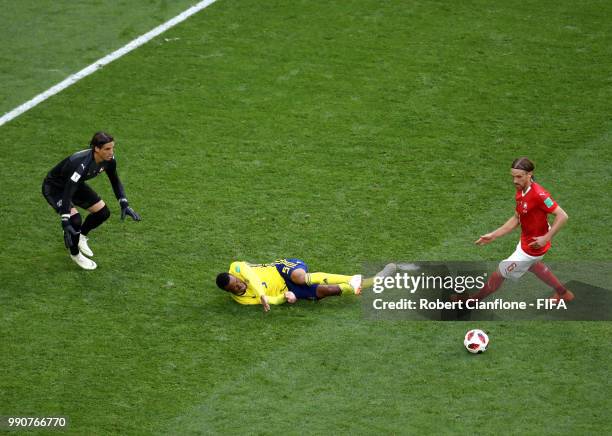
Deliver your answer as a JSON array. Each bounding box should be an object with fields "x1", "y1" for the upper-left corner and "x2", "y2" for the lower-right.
[
  {"x1": 78, "y1": 234, "x2": 94, "y2": 257},
  {"x1": 350, "y1": 274, "x2": 363, "y2": 295},
  {"x1": 376, "y1": 263, "x2": 397, "y2": 278},
  {"x1": 70, "y1": 253, "x2": 97, "y2": 270},
  {"x1": 549, "y1": 289, "x2": 575, "y2": 302}
]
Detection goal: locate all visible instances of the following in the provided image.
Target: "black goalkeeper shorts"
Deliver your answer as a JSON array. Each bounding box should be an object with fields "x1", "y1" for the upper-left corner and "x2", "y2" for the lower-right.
[{"x1": 42, "y1": 182, "x2": 102, "y2": 214}]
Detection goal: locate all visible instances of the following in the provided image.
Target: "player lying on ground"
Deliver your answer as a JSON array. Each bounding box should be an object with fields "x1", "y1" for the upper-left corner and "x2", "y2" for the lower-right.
[
  {"x1": 216, "y1": 258, "x2": 363, "y2": 312},
  {"x1": 455, "y1": 157, "x2": 573, "y2": 303},
  {"x1": 42, "y1": 132, "x2": 141, "y2": 270}
]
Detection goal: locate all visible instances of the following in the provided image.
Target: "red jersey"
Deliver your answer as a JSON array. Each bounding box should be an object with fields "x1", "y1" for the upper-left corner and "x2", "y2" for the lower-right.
[{"x1": 515, "y1": 182, "x2": 558, "y2": 256}]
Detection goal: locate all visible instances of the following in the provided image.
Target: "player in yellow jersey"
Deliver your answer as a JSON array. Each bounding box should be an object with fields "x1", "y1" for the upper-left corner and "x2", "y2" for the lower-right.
[{"x1": 215, "y1": 258, "x2": 363, "y2": 312}]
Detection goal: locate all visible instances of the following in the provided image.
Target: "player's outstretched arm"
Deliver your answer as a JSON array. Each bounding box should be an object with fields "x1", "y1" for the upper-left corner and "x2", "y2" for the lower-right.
[
  {"x1": 475, "y1": 213, "x2": 520, "y2": 245},
  {"x1": 106, "y1": 159, "x2": 141, "y2": 221}
]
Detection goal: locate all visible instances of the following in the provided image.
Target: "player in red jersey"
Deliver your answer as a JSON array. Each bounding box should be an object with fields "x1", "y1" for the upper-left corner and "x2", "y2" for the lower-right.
[{"x1": 465, "y1": 157, "x2": 573, "y2": 302}]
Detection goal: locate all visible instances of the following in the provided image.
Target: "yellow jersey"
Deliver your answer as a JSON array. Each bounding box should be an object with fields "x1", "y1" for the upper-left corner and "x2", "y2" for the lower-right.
[{"x1": 228, "y1": 261, "x2": 288, "y2": 305}]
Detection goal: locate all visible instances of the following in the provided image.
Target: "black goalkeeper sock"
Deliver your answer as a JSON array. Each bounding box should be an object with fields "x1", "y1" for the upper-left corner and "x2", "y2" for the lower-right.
[
  {"x1": 69, "y1": 214, "x2": 82, "y2": 255},
  {"x1": 81, "y1": 206, "x2": 110, "y2": 236}
]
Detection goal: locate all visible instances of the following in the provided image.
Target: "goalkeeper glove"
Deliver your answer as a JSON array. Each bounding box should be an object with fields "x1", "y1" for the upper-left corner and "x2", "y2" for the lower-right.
[
  {"x1": 119, "y1": 198, "x2": 141, "y2": 221},
  {"x1": 61, "y1": 215, "x2": 79, "y2": 248}
]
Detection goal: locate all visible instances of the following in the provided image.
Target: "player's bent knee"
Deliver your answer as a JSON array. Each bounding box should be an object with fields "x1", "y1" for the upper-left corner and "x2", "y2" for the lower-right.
[
  {"x1": 290, "y1": 268, "x2": 307, "y2": 285},
  {"x1": 69, "y1": 213, "x2": 82, "y2": 227},
  {"x1": 98, "y1": 205, "x2": 111, "y2": 221},
  {"x1": 88, "y1": 200, "x2": 106, "y2": 213}
]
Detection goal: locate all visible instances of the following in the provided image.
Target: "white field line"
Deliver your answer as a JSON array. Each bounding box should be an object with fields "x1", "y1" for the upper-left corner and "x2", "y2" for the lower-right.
[{"x1": 0, "y1": 0, "x2": 217, "y2": 127}]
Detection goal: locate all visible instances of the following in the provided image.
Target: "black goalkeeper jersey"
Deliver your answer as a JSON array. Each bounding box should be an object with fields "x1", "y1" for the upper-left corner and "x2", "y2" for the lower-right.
[{"x1": 44, "y1": 149, "x2": 126, "y2": 215}]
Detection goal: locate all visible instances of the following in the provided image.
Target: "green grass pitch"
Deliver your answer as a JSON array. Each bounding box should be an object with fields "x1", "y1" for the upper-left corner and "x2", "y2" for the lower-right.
[{"x1": 1, "y1": 0, "x2": 610, "y2": 434}]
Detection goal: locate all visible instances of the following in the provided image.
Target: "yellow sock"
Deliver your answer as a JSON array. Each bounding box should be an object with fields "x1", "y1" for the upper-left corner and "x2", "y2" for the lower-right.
[
  {"x1": 305, "y1": 272, "x2": 352, "y2": 285},
  {"x1": 339, "y1": 283, "x2": 354, "y2": 295}
]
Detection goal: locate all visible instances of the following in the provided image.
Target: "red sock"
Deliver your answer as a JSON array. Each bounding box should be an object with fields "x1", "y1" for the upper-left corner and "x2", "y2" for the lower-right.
[
  {"x1": 529, "y1": 262, "x2": 566, "y2": 294},
  {"x1": 472, "y1": 271, "x2": 505, "y2": 300}
]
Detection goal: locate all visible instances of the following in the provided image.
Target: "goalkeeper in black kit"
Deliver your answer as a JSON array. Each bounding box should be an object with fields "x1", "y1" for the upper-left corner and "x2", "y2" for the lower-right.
[{"x1": 42, "y1": 132, "x2": 141, "y2": 270}]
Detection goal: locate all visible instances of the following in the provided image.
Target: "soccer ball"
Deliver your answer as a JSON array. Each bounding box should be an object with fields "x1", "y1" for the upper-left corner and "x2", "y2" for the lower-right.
[{"x1": 464, "y1": 329, "x2": 489, "y2": 354}]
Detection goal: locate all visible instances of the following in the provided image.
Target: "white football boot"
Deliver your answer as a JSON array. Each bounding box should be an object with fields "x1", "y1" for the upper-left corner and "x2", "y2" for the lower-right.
[
  {"x1": 78, "y1": 234, "x2": 94, "y2": 257},
  {"x1": 349, "y1": 274, "x2": 363, "y2": 295},
  {"x1": 70, "y1": 252, "x2": 97, "y2": 270},
  {"x1": 376, "y1": 263, "x2": 397, "y2": 278}
]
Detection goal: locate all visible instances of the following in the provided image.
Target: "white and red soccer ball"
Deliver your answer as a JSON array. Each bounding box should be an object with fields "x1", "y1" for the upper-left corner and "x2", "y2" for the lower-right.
[{"x1": 464, "y1": 329, "x2": 489, "y2": 354}]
